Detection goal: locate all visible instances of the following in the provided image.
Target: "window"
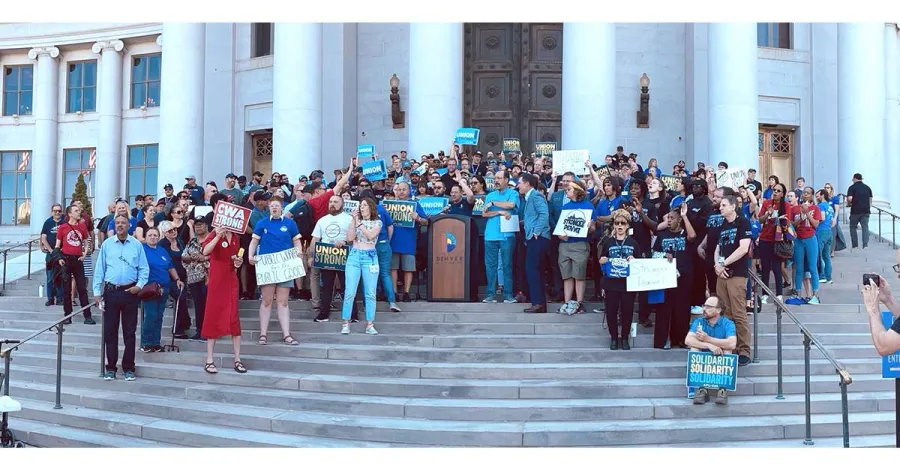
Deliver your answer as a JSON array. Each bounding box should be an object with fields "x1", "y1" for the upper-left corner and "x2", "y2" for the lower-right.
[
  {"x1": 126, "y1": 144, "x2": 158, "y2": 203},
  {"x1": 62, "y1": 148, "x2": 95, "y2": 208},
  {"x1": 66, "y1": 61, "x2": 97, "y2": 113},
  {"x1": 757, "y1": 23, "x2": 792, "y2": 49},
  {"x1": 131, "y1": 54, "x2": 161, "y2": 109},
  {"x1": 252, "y1": 23, "x2": 274, "y2": 58},
  {"x1": 0, "y1": 151, "x2": 32, "y2": 226},
  {"x1": 3, "y1": 65, "x2": 33, "y2": 116}
]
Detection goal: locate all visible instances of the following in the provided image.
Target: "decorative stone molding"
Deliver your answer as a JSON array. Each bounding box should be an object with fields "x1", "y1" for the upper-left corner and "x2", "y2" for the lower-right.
[
  {"x1": 156, "y1": 35, "x2": 162, "y2": 47},
  {"x1": 27, "y1": 46, "x2": 59, "y2": 60},
  {"x1": 91, "y1": 39, "x2": 124, "y2": 55}
]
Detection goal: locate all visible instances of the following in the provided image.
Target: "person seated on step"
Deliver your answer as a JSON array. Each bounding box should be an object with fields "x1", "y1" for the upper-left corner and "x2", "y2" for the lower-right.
[{"x1": 685, "y1": 295, "x2": 736, "y2": 405}]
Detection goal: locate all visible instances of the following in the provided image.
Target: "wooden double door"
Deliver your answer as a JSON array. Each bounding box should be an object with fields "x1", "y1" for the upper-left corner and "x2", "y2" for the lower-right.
[{"x1": 463, "y1": 23, "x2": 563, "y2": 156}]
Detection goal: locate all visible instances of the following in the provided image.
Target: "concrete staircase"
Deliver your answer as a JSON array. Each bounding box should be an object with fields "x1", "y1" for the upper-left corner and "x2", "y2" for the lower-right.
[{"x1": 0, "y1": 243, "x2": 896, "y2": 447}]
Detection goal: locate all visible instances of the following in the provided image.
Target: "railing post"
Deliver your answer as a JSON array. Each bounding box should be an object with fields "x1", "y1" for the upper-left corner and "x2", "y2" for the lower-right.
[
  {"x1": 893, "y1": 217, "x2": 896, "y2": 249},
  {"x1": 2, "y1": 352, "x2": 9, "y2": 396},
  {"x1": 803, "y1": 334, "x2": 814, "y2": 445},
  {"x1": 752, "y1": 275, "x2": 760, "y2": 364},
  {"x1": 2, "y1": 250, "x2": 7, "y2": 291},
  {"x1": 99, "y1": 307, "x2": 106, "y2": 378},
  {"x1": 54, "y1": 323, "x2": 64, "y2": 409},
  {"x1": 878, "y1": 210, "x2": 883, "y2": 244},
  {"x1": 840, "y1": 381, "x2": 851, "y2": 448},
  {"x1": 776, "y1": 304, "x2": 784, "y2": 400}
]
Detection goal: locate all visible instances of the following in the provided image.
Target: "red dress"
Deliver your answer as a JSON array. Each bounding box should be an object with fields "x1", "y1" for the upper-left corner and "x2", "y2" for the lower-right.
[{"x1": 201, "y1": 232, "x2": 242, "y2": 339}]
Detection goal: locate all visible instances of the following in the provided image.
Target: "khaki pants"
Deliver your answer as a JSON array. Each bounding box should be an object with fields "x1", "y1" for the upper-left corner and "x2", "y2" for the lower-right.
[{"x1": 716, "y1": 275, "x2": 751, "y2": 358}]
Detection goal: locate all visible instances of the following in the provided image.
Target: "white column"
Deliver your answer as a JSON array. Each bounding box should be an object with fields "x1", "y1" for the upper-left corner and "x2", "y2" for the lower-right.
[
  {"x1": 27, "y1": 46, "x2": 60, "y2": 234},
  {"x1": 91, "y1": 40, "x2": 124, "y2": 213},
  {"x1": 562, "y1": 23, "x2": 616, "y2": 163},
  {"x1": 885, "y1": 24, "x2": 900, "y2": 207},
  {"x1": 838, "y1": 23, "x2": 886, "y2": 197},
  {"x1": 158, "y1": 24, "x2": 206, "y2": 194},
  {"x1": 408, "y1": 23, "x2": 463, "y2": 157},
  {"x1": 708, "y1": 23, "x2": 759, "y2": 171},
  {"x1": 273, "y1": 23, "x2": 323, "y2": 176}
]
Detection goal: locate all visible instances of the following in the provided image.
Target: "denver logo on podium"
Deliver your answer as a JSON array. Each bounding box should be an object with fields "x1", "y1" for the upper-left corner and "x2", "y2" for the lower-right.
[{"x1": 428, "y1": 215, "x2": 470, "y2": 301}]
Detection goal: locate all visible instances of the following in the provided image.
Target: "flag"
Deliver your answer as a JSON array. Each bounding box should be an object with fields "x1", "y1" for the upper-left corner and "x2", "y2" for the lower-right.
[
  {"x1": 81, "y1": 170, "x2": 90, "y2": 177},
  {"x1": 17, "y1": 152, "x2": 29, "y2": 171},
  {"x1": 88, "y1": 149, "x2": 96, "y2": 169}
]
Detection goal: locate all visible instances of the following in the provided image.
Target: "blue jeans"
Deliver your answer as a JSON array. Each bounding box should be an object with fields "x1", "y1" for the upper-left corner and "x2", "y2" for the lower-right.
[
  {"x1": 141, "y1": 287, "x2": 169, "y2": 347},
  {"x1": 342, "y1": 248, "x2": 378, "y2": 322},
  {"x1": 375, "y1": 242, "x2": 395, "y2": 304},
  {"x1": 817, "y1": 231, "x2": 833, "y2": 281},
  {"x1": 485, "y1": 238, "x2": 515, "y2": 300},
  {"x1": 793, "y1": 236, "x2": 820, "y2": 293},
  {"x1": 44, "y1": 252, "x2": 62, "y2": 303}
]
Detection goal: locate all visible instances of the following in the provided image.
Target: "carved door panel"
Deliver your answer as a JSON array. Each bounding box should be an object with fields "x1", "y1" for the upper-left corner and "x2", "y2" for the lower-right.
[
  {"x1": 464, "y1": 23, "x2": 563, "y2": 157},
  {"x1": 758, "y1": 129, "x2": 794, "y2": 186}
]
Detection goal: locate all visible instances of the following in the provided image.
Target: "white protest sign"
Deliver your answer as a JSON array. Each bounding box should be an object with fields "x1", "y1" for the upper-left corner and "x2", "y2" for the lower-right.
[
  {"x1": 254, "y1": 248, "x2": 306, "y2": 285},
  {"x1": 343, "y1": 199, "x2": 359, "y2": 216},
  {"x1": 552, "y1": 149, "x2": 590, "y2": 176},
  {"x1": 552, "y1": 209, "x2": 592, "y2": 238},
  {"x1": 193, "y1": 206, "x2": 213, "y2": 218},
  {"x1": 715, "y1": 168, "x2": 748, "y2": 191},
  {"x1": 626, "y1": 258, "x2": 678, "y2": 292}
]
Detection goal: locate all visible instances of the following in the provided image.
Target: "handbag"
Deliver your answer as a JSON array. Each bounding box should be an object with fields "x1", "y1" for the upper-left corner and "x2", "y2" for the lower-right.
[
  {"x1": 773, "y1": 220, "x2": 795, "y2": 259},
  {"x1": 138, "y1": 281, "x2": 163, "y2": 300}
]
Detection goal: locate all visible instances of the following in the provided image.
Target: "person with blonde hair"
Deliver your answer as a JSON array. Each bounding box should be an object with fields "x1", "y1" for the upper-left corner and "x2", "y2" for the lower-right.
[
  {"x1": 557, "y1": 180, "x2": 594, "y2": 315},
  {"x1": 598, "y1": 208, "x2": 642, "y2": 350}
]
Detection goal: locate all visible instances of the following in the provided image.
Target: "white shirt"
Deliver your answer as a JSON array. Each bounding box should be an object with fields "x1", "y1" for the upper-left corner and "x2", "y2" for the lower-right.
[{"x1": 312, "y1": 212, "x2": 353, "y2": 244}]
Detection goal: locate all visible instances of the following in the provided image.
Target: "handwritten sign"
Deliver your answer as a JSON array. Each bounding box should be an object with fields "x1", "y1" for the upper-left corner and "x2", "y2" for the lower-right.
[
  {"x1": 357, "y1": 144, "x2": 375, "y2": 159},
  {"x1": 211, "y1": 201, "x2": 250, "y2": 234},
  {"x1": 552, "y1": 149, "x2": 590, "y2": 176},
  {"x1": 686, "y1": 351, "x2": 739, "y2": 391},
  {"x1": 503, "y1": 138, "x2": 521, "y2": 153},
  {"x1": 361, "y1": 160, "x2": 388, "y2": 181},
  {"x1": 552, "y1": 209, "x2": 591, "y2": 238},
  {"x1": 418, "y1": 196, "x2": 448, "y2": 216},
  {"x1": 534, "y1": 142, "x2": 557, "y2": 157},
  {"x1": 715, "y1": 168, "x2": 747, "y2": 191},
  {"x1": 192, "y1": 206, "x2": 213, "y2": 219},
  {"x1": 343, "y1": 199, "x2": 359, "y2": 216},
  {"x1": 255, "y1": 248, "x2": 306, "y2": 285},
  {"x1": 626, "y1": 258, "x2": 677, "y2": 292},
  {"x1": 383, "y1": 200, "x2": 417, "y2": 228},
  {"x1": 313, "y1": 242, "x2": 348, "y2": 271},
  {"x1": 472, "y1": 196, "x2": 486, "y2": 216},
  {"x1": 455, "y1": 128, "x2": 480, "y2": 146}
]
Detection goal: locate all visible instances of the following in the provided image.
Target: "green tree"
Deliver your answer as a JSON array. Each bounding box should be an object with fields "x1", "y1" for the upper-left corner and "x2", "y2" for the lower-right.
[{"x1": 71, "y1": 173, "x2": 93, "y2": 222}]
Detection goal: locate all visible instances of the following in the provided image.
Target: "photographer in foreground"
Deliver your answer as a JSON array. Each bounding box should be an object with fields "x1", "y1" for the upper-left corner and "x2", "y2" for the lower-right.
[{"x1": 861, "y1": 249, "x2": 900, "y2": 355}]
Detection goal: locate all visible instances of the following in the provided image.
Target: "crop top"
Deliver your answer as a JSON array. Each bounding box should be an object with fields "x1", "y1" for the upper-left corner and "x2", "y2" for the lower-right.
[{"x1": 355, "y1": 219, "x2": 383, "y2": 245}]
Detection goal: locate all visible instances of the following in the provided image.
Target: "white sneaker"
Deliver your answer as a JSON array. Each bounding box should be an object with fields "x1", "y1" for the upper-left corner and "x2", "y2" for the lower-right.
[
  {"x1": 808, "y1": 296, "x2": 820, "y2": 305},
  {"x1": 557, "y1": 304, "x2": 568, "y2": 314},
  {"x1": 365, "y1": 325, "x2": 378, "y2": 335},
  {"x1": 592, "y1": 308, "x2": 604, "y2": 314},
  {"x1": 760, "y1": 295, "x2": 769, "y2": 305},
  {"x1": 503, "y1": 298, "x2": 518, "y2": 304},
  {"x1": 341, "y1": 324, "x2": 350, "y2": 335},
  {"x1": 818, "y1": 278, "x2": 828, "y2": 284},
  {"x1": 563, "y1": 300, "x2": 577, "y2": 316},
  {"x1": 690, "y1": 306, "x2": 703, "y2": 315},
  {"x1": 390, "y1": 303, "x2": 401, "y2": 312},
  {"x1": 482, "y1": 297, "x2": 497, "y2": 303}
]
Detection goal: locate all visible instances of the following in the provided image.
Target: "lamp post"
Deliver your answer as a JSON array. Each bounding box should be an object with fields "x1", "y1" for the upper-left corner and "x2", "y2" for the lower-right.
[
  {"x1": 637, "y1": 73, "x2": 650, "y2": 128},
  {"x1": 390, "y1": 74, "x2": 404, "y2": 129}
]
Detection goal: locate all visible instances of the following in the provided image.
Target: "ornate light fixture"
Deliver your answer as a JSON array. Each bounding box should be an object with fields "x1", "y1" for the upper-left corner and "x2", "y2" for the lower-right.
[
  {"x1": 390, "y1": 74, "x2": 404, "y2": 129},
  {"x1": 637, "y1": 73, "x2": 650, "y2": 128}
]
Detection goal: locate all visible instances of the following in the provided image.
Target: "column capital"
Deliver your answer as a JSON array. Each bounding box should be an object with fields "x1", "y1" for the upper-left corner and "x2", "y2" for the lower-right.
[
  {"x1": 27, "y1": 46, "x2": 59, "y2": 60},
  {"x1": 156, "y1": 35, "x2": 163, "y2": 47},
  {"x1": 91, "y1": 39, "x2": 125, "y2": 55}
]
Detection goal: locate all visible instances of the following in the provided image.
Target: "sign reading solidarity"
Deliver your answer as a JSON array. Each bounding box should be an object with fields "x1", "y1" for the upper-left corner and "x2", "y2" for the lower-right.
[
  {"x1": 552, "y1": 149, "x2": 590, "y2": 176},
  {"x1": 418, "y1": 196, "x2": 448, "y2": 216},
  {"x1": 686, "y1": 351, "x2": 739, "y2": 391},
  {"x1": 626, "y1": 258, "x2": 678, "y2": 292},
  {"x1": 313, "y1": 242, "x2": 349, "y2": 271},
  {"x1": 534, "y1": 141, "x2": 557, "y2": 157},
  {"x1": 357, "y1": 144, "x2": 375, "y2": 159},
  {"x1": 455, "y1": 127, "x2": 480, "y2": 146},
  {"x1": 552, "y1": 209, "x2": 592, "y2": 238},
  {"x1": 503, "y1": 138, "x2": 521, "y2": 153},
  {"x1": 255, "y1": 248, "x2": 306, "y2": 285},
  {"x1": 383, "y1": 200, "x2": 417, "y2": 228},
  {"x1": 212, "y1": 201, "x2": 251, "y2": 234},
  {"x1": 361, "y1": 159, "x2": 388, "y2": 181}
]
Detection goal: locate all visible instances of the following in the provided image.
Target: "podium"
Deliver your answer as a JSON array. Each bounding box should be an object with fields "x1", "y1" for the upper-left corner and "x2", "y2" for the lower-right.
[{"x1": 427, "y1": 215, "x2": 471, "y2": 302}]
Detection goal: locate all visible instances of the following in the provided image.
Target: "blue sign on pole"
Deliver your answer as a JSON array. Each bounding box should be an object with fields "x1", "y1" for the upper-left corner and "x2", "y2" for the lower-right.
[
  {"x1": 882, "y1": 312, "x2": 900, "y2": 378},
  {"x1": 455, "y1": 127, "x2": 480, "y2": 146},
  {"x1": 685, "y1": 351, "x2": 739, "y2": 391},
  {"x1": 361, "y1": 159, "x2": 388, "y2": 181},
  {"x1": 357, "y1": 144, "x2": 375, "y2": 159}
]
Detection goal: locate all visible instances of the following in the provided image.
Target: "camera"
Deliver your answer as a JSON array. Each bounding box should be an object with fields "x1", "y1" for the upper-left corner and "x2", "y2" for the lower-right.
[{"x1": 863, "y1": 273, "x2": 881, "y2": 287}]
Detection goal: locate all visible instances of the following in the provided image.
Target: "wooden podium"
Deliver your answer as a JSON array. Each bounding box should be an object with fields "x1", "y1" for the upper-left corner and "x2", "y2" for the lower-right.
[{"x1": 427, "y1": 215, "x2": 471, "y2": 302}]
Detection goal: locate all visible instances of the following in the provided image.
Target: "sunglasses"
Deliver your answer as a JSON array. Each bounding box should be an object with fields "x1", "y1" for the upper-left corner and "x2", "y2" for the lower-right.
[
  {"x1": 893, "y1": 264, "x2": 900, "y2": 274},
  {"x1": 614, "y1": 221, "x2": 629, "y2": 226},
  {"x1": 179, "y1": 195, "x2": 189, "y2": 199},
  {"x1": 174, "y1": 211, "x2": 183, "y2": 215},
  {"x1": 360, "y1": 184, "x2": 371, "y2": 188}
]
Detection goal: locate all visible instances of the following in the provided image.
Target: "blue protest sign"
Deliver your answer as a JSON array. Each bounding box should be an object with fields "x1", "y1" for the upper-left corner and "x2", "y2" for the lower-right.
[
  {"x1": 435, "y1": 168, "x2": 448, "y2": 176},
  {"x1": 455, "y1": 128, "x2": 480, "y2": 146},
  {"x1": 313, "y1": 242, "x2": 349, "y2": 271},
  {"x1": 357, "y1": 144, "x2": 375, "y2": 159},
  {"x1": 361, "y1": 159, "x2": 388, "y2": 181},
  {"x1": 418, "y1": 196, "x2": 448, "y2": 216},
  {"x1": 882, "y1": 312, "x2": 900, "y2": 378},
  {"x1": 686, "y1": 351, "x2": 739, "y2": 391},
  {"x1": 382, "y1": 200, "x2": 417, "y2": 228}
]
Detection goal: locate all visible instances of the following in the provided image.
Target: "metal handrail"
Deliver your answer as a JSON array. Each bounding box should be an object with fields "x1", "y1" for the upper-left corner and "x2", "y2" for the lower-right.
[
  {"x1": 748, "y1": 271, "x2": 852, "y2": 447},
  {"x1": 1, "y1": 237, "x2": 41, "y2": 291},
  {"x1": 872, "y1": 206, "x2": 900, "y2": 249}
]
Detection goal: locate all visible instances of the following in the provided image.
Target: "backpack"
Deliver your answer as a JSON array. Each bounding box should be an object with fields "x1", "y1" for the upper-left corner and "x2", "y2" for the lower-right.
[{"x1": 289, "y1": 199, "x2": 314, "y2": 238}]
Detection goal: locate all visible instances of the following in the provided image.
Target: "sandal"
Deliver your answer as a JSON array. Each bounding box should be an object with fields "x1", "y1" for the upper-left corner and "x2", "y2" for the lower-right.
[
  {"x1": 283, "y1": 335, "x2": 298, "y2": 345},
  {"x1": 204, "y1": 362, "x2": 218, "y2": 374},
  {"x1": 258, "y1": 335, "x2": 268, "y2": 345},
  {"x1": 234, "y1": 360, "x2": 248, "y2": 373}
]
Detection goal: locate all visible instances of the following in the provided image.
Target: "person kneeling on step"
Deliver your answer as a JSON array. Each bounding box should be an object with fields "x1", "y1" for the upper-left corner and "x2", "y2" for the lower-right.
[{"x1": 685, "y1": 295, "x2": 736, "y2": 405}]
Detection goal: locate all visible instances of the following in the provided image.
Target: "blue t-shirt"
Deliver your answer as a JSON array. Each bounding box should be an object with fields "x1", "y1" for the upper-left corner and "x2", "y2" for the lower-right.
[
  {"x1": 560, "y1": 199, "x2": 595, "y2": 243},
  {"x1": 377, "y1": 204, "x2": 393, "y2": 243},
  {"x1": 671, "y1": 195, "x2": 686, "y2": 210},
  {"x1": 390, "y1": 200, "x2": 427, "y2": 255},
  {"x1": 249, "y1": 207, "x2": 270, "y2": 230},
  {"x1": 817, "y1": 201, "x2": 834, "y2": 236},
  {"x1": 41, "y1": 217, "x2": 62, "y2": 248},
  {"x1": 592, "y1": 196, "x2": 623, "y2": 220},
  {"x1": 690, "y1": 316, "x2": 736, "y2": 341},
  {"x1": 253, "y1": 216, "x2": 300, "y2": 255},
  {"x1": 142, "y1": 244, "x2": 174, "y2": 286},
  {"x1": 484, "y1": 188, "x2": 520, "y2": 242}
]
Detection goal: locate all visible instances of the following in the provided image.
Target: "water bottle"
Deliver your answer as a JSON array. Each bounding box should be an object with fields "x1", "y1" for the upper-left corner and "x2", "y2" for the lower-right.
[{"x1": 38, "y1": 285, "x2": 44, "y2": 298}]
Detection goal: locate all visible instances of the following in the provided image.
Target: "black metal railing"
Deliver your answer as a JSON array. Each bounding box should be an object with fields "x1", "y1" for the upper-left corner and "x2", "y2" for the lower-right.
[
  {"x1": 1, "y1": 237, "x2": 41, "y2": 291},
  {"x1": 872, "y1": 206, "x2": 900, "y2": 249},
  {"x1": 748, "y1": 271, "x2": 853, "y2": 447}
]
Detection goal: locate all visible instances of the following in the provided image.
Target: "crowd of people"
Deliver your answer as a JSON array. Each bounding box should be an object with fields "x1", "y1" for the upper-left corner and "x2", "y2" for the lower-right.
[{"x1": 37, "y1": 143, "x2": 873, "y2": 389}]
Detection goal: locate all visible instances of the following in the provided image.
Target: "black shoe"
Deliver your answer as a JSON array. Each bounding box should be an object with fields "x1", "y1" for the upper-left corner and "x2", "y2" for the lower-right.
[
  {"x1": 63, "y1": 317, "x2": 73, "y2": 325},
  {"x1": 610, "y1": 339, "x2": 619, "y2": 350},
  {"x1": 314, "y1": 314, "x2": 330, "y2": 323},
  {"x1": 45, "y1": 300, "x2": 55, "y2": 306},
  {"x1": 640, "y1": 319, "x2": 654, "y2": 328},
  {"x1": 299, "y1": 289, "x2": 312, "y2": 300},
  {"x1": 140, "y1": 345, "x2": 154, "y2": 353},
  {"x1": 524, "y1": 304, "x2": 547, "y2": 313},
  {"x1": 402, "y1": 292, "x2": 411, "y2": 303},
  {"x1": 621, "y1": 339, "x2": 631, "y2": 350},
  {"x1": 190, "y1": 334, "x2": 207, "y2": 342},
  {"x1": 350, "y1": 316, "x2": 360, "y2": 324},
  {"x1": 83, "y1": 317, "x2": 96, "y2": 325},
  {"x1": 738, "y1": 355, "x2": 751, "y2": 366},
  {"x1": 173, "y1": 332, "x2": 189, "y2": 340},
  {"x1": 152, "y1": 345, "x2": 164, "y2": 352}
]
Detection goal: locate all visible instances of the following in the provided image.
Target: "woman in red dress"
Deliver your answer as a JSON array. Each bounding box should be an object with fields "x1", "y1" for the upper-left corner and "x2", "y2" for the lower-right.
[{"x1": 201, "y1": 224, "x2": 247, "y2": 374}]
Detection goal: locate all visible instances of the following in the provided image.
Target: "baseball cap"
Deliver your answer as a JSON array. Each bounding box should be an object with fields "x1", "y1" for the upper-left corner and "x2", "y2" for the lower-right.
[
  {"x1": 225, "y1": 173, "x2": 237, "y2": 179},
  {"x1": 253, "y1": 190, "x2": 271, "y2": 201},
  {"x1": 185, "y1": 175, "x2": 196, "y2": 180},
  {"x1": 853, "y1": 173, "x2": 863, "y2": 180},
  {"x1": 237, "y1": 175, "x2": 247, "y2": 182},
  {"x1": 298, "y1": 174, "x2": 308, "y2": 181},
  {"x1": 253, "y1": 171, "x2": 264, "y2": 177},
  {"x1": 163, "y1": 183, "x2": 173, "y2": 190}
]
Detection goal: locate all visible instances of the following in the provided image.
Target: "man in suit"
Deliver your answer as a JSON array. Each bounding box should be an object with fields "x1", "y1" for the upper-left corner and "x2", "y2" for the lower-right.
[
  {"x1": 546, "y1": 172, "x2": 576, "y2": 301},
  {"x1": 518, "y1": 173, "x2": 551, "y2": 313}
]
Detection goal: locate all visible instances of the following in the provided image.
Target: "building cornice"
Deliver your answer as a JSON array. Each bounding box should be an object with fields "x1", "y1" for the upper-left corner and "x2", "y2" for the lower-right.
[{"x1": 0, "y1": 23, "x2": 161, "y2": 51}]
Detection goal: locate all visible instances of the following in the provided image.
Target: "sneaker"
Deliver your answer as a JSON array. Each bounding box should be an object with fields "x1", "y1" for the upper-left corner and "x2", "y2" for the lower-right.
[
  {"x1": 715, "y1": 389, "x2": 728, "y2": 405},
  {"x1": 563, "y1": 300, "x2": 578, "y2": 316},
  {"x1": 314, "y1": 314, "x2": 330, "y2": 323},
  {"x1": 760, "y1": 295, "x2": 769, "y2": 305},
  {"x1": 692, "y1": 388, "x2": 709, "y2": 405},
  {"x1": 738, "y1": 355, "x2": 751, "y2": 366},
  {"x1": 341, "y1": 324, "x2": 350, "y2": 335},
  {"x1": 690, "y1": 306, "x2": 703, "y2": 315},
  {"x1": 139, "y1": 345, "x2": 154, "y2": 353},
  {"x1": 83, "y1": 317, "x2": 96, "y2": 325},
  {"x1": 503, "y1": 298, "x2": 518, "y2": 304},
  {"x1": 173, "y1": 332, "x2": 189, "y2": 340},
  {"x1": 365, "y1": 325, "x2": 378, "y2": 335},
  {"x1": 827, "y1": 279, "x2": 833, "y2": 284},
  {"x1": 572, "y1": 302, "x2": 585, "y2": 314},
  {"x1": 152, "y1": 345, "x2": 164, "y2": 352},
  {"x1": 808, "y1": 296, "x2": 820, "y2": 305},
  {"x1": 592, "y1": 308, "x2": 604, "y2": 314},
  {"x1": 390, "y1": 303, "x2": 401, "y2": 312},
  {"x1": 557, "y1": 303, "x2": 568, "y2": 314},
  {"x1": 818, "y1": 278, "x2": 828, "y2": 284},
  {"x1": 103, "y1": 371, "x2": 116, "y2": 381},
  {"x1": 482, "y1": 297, "x2": 498, "y2": 303},
  {"x1": 402, "y1": 292, "x2": 411, "y2": 303},
  {"x1": 124, "y1": 371, "x2": 136, "y2": 382}
]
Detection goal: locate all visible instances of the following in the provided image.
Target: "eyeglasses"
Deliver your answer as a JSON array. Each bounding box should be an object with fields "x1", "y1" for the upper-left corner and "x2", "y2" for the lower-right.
[
  {"x1": 613, "y1": 221, "x2": 629, "y2": 226},
  {"x1": 773, "y1": 189, "x2": 783, "y2": 193},
  {"x1": 893, "y1": 264, "x2": 900, "y2": 274},
  {"x1": 166, "y1": 229, "x2": 176, "y2": 234},
  {"x1": 174, "y1": 211, "x2": 183, "y2": 215},
  {"x1": 52, "y1": 209, "x2": 62, "y2": 212},
  {"x1": 179, "y1": 195, "x2": 189, "y2": 199}
]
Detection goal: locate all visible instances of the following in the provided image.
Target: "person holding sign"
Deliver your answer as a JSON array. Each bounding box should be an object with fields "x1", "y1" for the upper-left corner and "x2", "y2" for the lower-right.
[
  {"x1": 310, "y1": 195, "x2": 356, "y2": 322},
  {"x1": 685, "y1": 296, "x2": 736, "y2": 405},
  {"x1": 598, "y1": 209, "x2": 642, "y2": 350},
  {"x1": 248, "y1": 198, "x2": 304, "y2": 346},
  {"x1": 713, "y1": 195, "x2": 753, "y2": 367},
  {"x1": 556, "y1": 180, "x2": 594, "y2": 315},
  {"x1": 652, "y1": 204, "x2": 697, "y2": 350},
  {"x1": 200, "y1": 224, "x2": 246, "y2": 374},
  {"x1": 388, "y1": 182, "x2": 429, "y2": 303},
  {"x1": 340, "y1": 197, "x2": 383, "y2": 335}
]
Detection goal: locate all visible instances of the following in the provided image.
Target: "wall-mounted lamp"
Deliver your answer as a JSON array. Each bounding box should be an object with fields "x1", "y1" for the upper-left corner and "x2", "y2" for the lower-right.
[
  {"x1": 390, "y1": 73, "x2": 405, "y2": 129},
  {"x1": 636, "y1": 73, "x2": 650, "y2": 129}
]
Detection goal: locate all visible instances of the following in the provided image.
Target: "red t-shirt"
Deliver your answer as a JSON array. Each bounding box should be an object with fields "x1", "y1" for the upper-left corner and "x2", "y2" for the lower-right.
[
  {"x1": 308, "y1": 189, "x2": 335, "y2": 224},
  {"x1": 57, "y1": 221, "x2": 89, "y2": 256},
  {"x1": 789, "y1": 203, "x2": 821, "y2": 239},
  {"x1": 758, "y1": 199, "x2": 788, "y2": 242}
]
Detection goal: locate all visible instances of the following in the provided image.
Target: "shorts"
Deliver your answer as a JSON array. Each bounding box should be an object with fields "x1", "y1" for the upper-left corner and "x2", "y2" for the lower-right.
[
  {"x1": 558, "y1": 241, "x2": 589, "y2": 280},
  {"x1": 262, "y1": 280, "x2": 295, "y2": 289},
  {"x1": 391, "y1": 253, "x2": 416, "y2": 271}
]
